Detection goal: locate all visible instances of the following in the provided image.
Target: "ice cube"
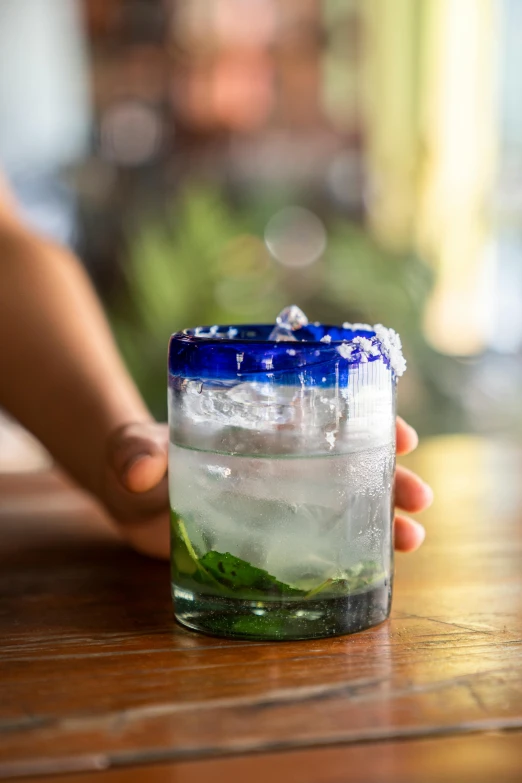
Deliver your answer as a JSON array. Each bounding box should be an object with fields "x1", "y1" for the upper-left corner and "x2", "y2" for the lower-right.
[
  {"x1": 268, "y1": 305, "x2": 308, "y2": 340},
  {"x1": 277, "y1": 305, "x2": 309, "y2": 330},
  {"x1": 268, "y1": 326, "x2": 298, "y2": 342}
]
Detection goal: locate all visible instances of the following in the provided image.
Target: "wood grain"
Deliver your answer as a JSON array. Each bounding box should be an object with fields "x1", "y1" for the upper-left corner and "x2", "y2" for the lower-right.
[
  {"x1": 1, "y1": 436, "x2": 521, "y2": 779},
  {"x1": 14, "y1": 731, "x2": 522, "y2": 783}
]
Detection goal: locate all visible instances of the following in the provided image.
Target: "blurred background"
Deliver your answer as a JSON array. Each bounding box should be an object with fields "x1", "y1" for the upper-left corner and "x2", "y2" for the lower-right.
[{"x1": 1, "y1": 0, "x2": 522, "y2": 458}]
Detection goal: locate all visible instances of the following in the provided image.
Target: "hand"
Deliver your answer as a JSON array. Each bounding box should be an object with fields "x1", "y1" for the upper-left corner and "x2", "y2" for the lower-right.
[
  {"x1": 394, "y1": 417, "x2": 433, "y2": 551},
  {"x1": 103, "y1": 422, "x2": 170, "y2": 559},
  {"x1": 102, "y1": 418, "x2": 432, "y2": 559}
]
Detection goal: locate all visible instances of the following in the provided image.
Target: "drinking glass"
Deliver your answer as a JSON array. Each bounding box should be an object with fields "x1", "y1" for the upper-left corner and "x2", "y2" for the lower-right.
[{"x1": 168, "y1": 321, "x2": 401, "y2": 640}]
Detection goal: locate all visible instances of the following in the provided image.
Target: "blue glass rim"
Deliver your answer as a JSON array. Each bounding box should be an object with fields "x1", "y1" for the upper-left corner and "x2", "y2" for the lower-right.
[{"x1": 169, "y1": 323, "x2": 395, "y2": 385}]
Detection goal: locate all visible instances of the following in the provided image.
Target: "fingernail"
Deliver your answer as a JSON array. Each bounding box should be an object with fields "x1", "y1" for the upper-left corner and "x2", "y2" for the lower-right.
[
  {"x1": 122, "y1": 453, "x2": 150, "y2": 480},
  {"x1": 413, "y1": 519, "x2": 426, "y2": 543}
]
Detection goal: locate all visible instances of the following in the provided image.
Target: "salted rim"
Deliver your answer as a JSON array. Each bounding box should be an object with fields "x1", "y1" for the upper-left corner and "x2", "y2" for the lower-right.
[{"x1": 169, "y1": 322, "x2": 406, "y2": 380}]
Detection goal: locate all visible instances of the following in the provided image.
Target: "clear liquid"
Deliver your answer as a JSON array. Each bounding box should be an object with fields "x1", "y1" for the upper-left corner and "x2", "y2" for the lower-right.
[{"x1": 169, "y1": 441, "x2": 394, "y2": 638}]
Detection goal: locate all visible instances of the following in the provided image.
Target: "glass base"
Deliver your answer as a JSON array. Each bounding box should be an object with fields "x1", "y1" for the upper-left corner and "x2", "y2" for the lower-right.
[{"x1": 173, "y1": 583, "x2": 392, "y2": 641}]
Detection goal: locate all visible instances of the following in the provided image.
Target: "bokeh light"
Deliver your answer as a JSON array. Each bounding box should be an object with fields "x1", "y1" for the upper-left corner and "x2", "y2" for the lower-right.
[
  {"x1": 100, "y1": 100, "x2": 163, "y2": 166},
  {"x1": 264, "y1": 206, "x2": 327, "y2": 268}
]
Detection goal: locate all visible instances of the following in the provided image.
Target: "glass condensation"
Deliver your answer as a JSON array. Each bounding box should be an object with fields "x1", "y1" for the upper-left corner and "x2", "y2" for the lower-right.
[{"x1": 168, "y1": 324, "x2": 396, "y2": 640}]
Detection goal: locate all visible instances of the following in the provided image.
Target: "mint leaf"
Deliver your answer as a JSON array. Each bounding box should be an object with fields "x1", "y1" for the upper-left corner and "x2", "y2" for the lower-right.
[
  {"x1": 304, "y1": 563, "x2": 385, "y2": 599},
  {"x1": 200, "y1": 550, "x2": 306, "y2": 598},
  {"x1": 171, "y1": 510, "x2": 385, "y2": 601},
  {"x1": 171, "y1": 512, "x2": 228, "y2": 592}
]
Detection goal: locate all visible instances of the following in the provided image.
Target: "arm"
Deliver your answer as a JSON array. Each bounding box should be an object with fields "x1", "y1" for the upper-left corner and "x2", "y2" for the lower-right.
[
  {"x1": 0, "y1": 183, "x2": 151, "y2": 496},
  {"x1": 0, "y1": 174, "x2": 169, "y2": 556}
]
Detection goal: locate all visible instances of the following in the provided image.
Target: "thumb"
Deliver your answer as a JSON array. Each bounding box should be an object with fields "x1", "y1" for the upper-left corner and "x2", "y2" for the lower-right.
[{"x1": 108, "y1": 422, "x2": 168, "y2": 494}]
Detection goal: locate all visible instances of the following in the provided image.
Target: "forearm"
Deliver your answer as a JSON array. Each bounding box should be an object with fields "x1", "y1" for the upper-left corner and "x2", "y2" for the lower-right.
[{"x1": 0, "y1": 223, "x2": 151, "y2": 497}]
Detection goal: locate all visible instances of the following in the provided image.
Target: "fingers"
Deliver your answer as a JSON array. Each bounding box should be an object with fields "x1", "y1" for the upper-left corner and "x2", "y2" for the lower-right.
[
  {"x1": 395, "y1": 465, "x2": 433, "y2": 513},
  {"x1": 394, "y1": 420, "x2": 431, "y2": 554},
  {"x1": 394, "y1": 459, "x2": 432, "y2": 553},
  {"x1": 394, "y1": 418, "x2": 430, "y2": 553},
  {"x1": 394, "y1": 514, "x2": 426, "y2": 552},
  {"x1": 396, "y1": 417, "x2": 418, "y2": 456},
  {"x1": 108, "y1": 422, "x2": 168, "y2": 494}
]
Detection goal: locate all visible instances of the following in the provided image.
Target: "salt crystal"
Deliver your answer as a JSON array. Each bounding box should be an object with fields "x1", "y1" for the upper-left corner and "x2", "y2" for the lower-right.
[
  {"x1": 320, "y1": 334, "x2": 332, "y2": 344},
  {"x1": 353, "y1": 336, "x2": 373, "y2": 353},
  {"x1": 337, "y1": 343, "x2": 354, "y2": 359},
  {"x1": 373, "y1": 324, "x2": 406, "y2": 376}
]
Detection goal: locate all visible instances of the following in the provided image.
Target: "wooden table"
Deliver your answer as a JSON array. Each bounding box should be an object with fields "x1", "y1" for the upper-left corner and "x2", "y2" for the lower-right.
[{"x1": 1, "y1": 435, "x2": 521, "y2": 782}]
